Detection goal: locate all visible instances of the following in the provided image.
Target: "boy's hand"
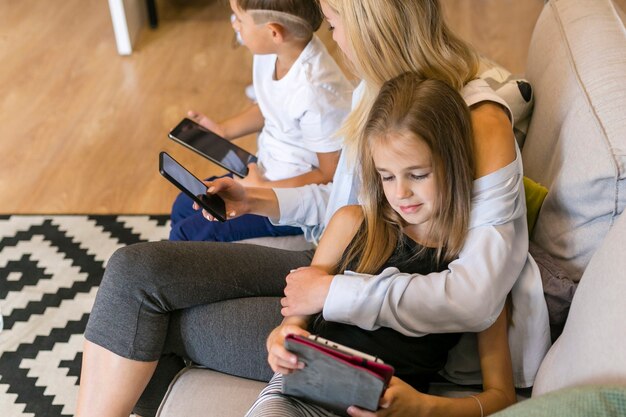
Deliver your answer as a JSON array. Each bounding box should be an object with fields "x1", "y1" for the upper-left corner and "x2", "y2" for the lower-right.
[
  {"x1": 266, "y1": 324, "x2": 309, "y2": 374},
  {"x1": 187, "y1": 110, "x2": 227, "y2": 138},
  {"x1": 236, "y1": 163, "x2": 268, "y2": 188}
]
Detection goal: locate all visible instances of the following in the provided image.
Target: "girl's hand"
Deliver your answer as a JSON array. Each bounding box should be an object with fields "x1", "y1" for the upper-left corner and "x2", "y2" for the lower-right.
[
  {"x1": 281, "y1": 266, "x2": 334, "y2": 316},
  {"x1": 187, "y1": 110, "x2": 227, "y2": 138},
  {"x1": 236, "y1": 163, "x2": 268, "y2": 188},
  {"x1": 347, "y1": 377, "x2": 426, "y2": 417},
  {"x1": 266, "y1": 324, "x2": 310, "y2": 374},
  {"x1": 192, "y1": 176, "x2": 249, "y2": 221}
]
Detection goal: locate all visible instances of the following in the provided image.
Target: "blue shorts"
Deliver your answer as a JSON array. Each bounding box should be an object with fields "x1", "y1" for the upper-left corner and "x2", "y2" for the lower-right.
[{"x1": 169, "y1": 176, "x2": 303, "y2": 242}]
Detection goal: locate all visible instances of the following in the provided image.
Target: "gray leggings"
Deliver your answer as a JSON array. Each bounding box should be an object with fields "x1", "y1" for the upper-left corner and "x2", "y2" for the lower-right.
[{"x1": 84, "y1": 241, "x2": 314, "y2": 417}]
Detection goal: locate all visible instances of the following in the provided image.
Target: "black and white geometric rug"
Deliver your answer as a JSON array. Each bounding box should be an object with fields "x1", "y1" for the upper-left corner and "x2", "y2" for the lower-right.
[{"x1": 0, "y1": 215, "x2": 170, "y2": 417}]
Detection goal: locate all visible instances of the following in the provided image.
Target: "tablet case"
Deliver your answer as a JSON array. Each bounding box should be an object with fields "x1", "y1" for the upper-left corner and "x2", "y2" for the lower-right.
[{"x1": 282, "y1": 334, "x2": 394, "y2": 416}]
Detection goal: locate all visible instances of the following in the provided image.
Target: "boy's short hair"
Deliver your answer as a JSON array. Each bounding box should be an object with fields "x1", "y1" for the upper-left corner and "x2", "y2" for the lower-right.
[{"x1": 237, "y1": 0, "x2": 323, "y2": 37}]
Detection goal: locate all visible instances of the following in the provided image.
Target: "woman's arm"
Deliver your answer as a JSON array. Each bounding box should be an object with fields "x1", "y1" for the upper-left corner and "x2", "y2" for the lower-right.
[
  {"x1": 241, "y1": 151, "x2": 341, "y2": 189},
  {"x1": 470, "y1": 102, "x2": 516, "y2": 178},
  {"x1": 347, "y1": 307, "x2": 515, "y2": 417}
]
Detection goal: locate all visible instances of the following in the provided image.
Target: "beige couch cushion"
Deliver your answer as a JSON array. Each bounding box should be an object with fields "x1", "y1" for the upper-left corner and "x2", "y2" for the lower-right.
[
  {"x1": 532, "y1": 208, "x2": 626, "y2": 396},
  {"x1": 521, "y1": 0, "x2": 626, "y2": 281},
  {"x1": 155, "y1": 368, "x2": 266, "y2": 417}
]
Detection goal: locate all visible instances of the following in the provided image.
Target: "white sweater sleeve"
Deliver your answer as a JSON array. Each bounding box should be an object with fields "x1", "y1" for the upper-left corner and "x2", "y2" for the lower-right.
[
  {"x1": 272, "y1": 183, "x2": 332, "y2": 242},
  {"x1": 323, "y1": 152, "x2": 529, "y2": 335}
]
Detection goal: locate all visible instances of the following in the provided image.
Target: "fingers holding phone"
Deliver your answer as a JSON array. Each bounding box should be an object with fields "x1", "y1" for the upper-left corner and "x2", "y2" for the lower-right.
[{"x1": 200, "y1": 176, "x2": 250, "y2": 220}]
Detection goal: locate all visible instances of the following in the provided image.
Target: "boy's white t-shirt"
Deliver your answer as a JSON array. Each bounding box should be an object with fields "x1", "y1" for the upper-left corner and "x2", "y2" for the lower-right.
[{"x1": 253, "y1": 35, "x2": 353, "y2": 181}]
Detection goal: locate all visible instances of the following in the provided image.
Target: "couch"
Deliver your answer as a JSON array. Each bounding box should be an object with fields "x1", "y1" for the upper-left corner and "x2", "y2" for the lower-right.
[{"x1": 156, "y1": 0, "x2": 626, "y2": 415}]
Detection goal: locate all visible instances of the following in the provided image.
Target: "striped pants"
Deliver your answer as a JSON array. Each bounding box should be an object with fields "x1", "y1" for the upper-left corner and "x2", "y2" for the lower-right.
[{"x1": 245, "y1": 373, "x2": 340, "y2": 417}]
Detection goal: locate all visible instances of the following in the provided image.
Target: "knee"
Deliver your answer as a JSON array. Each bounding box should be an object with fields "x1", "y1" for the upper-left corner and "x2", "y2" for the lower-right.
[
  {"x1": 169, "y1": 215, "x2": 221, "y2": 242},
  {"x1": 168, "y1": 222, "x2": 188, "y2": 241},
  {"x1": 100, "y1": 242, "x2": 171, "y2": 295}
]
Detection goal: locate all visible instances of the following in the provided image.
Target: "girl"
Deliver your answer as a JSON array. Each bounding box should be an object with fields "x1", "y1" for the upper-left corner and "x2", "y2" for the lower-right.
[
  {"x1": 246, "y1": 74, "x2": 516, "y2": 417},
  {"x1": 76, "y1": 1, "x2": 548, "y2": 416}
]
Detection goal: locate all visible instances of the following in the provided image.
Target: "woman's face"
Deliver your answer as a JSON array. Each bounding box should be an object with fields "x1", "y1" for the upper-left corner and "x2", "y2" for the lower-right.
[
  {"x1": 372, "y1": 133, "x2": 437, "y2": 241},
  {"x1": 319, "y1": 1, "x2": 352, "y2": 62}
]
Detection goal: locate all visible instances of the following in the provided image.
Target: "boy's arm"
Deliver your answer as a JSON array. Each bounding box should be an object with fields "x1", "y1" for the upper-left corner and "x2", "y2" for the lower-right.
[
  {"x1": 192, "y1": 104, "x2": 264, "y2": 141},
  {"x1": 220, "y1": 104, "x2": 264, "y2": 140},
  {"x1": 244, "y1": 150, "x2": 341, "y2": 188}
]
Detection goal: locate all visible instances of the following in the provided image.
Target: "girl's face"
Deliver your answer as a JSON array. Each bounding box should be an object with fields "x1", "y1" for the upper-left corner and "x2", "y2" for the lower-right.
[
  {"x1": 319, "y1": 1, "x2": 352, "y2": 62},
  {"x1": 229, "y1": 0, "x2": 273, "y2": 54},
  {"x1": 372, "y1": 133, "x2": 437, "y2": 241}
]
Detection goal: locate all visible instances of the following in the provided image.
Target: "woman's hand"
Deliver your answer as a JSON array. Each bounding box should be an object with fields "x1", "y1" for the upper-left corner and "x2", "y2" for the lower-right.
[
  {"x1": 281, "y1": 266, "x2": 334, "y2": 316},
  {"x1": 266, "y1": 323, "x2": 310, "y2": 374},
  {"x1": 347, "y1": 377, "x2": 426, "y2": 417},
  {"x1": 192, "y1": 176, "x2": 249, "y2": 221},
  {"x1": 187, "y1": 110, "x2": 227, "y2": 138}
]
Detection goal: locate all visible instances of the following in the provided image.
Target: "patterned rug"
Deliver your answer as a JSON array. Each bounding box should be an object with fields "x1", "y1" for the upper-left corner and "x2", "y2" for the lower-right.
[{"x1": 0, "y1": 215, "x2": 170, "y2": 417}]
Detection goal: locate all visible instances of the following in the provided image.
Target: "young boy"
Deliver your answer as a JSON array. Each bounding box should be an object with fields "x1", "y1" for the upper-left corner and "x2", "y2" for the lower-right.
[{"x1": 170, "y1": 0, "x2": 353, "y2": 242}]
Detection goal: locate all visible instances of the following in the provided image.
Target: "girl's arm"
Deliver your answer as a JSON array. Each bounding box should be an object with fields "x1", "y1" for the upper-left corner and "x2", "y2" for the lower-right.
[
  {"x1": 240, "y1": 150, "x2": 341, "y2": 188},
  {"x1": 347, "y1": 306, "x2": 515, "y2": 417},
  {"x1": 267, "y1": 205, "x2": 364, "y2": 373}
]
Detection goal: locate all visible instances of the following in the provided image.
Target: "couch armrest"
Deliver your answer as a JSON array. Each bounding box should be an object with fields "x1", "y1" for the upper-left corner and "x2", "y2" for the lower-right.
[{"x1": 532, "y1": 212, "x2": 626, "y2": 396}]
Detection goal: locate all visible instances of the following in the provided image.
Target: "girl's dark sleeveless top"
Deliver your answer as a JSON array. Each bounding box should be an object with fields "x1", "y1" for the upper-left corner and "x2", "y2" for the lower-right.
[{"x1": 309, "y1": 233, "x2": 462, "y2": 392}]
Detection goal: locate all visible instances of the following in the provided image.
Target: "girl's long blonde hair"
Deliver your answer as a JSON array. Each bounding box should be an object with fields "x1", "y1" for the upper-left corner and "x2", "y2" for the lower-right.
[
  {"x1": 337, "y1": 74, "x2": 475, "y2": 274},
  {"x1": 322, "y1": 0, "x2": 479, "y2": 160}
]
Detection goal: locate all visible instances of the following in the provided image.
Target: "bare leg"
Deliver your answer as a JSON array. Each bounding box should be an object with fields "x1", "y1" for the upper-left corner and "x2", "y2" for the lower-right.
[{"x1": 76, "y1": 340, "x2": 158, "y2": 417}]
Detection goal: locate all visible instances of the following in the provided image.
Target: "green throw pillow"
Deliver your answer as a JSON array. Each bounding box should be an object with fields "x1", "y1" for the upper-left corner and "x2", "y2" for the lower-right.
[
  {"x1": 524, "y1": 176, "x2": 548, "y2": 235},
  {"x1": 491, "y1": 386, "x2": 626, "y2": 417}
]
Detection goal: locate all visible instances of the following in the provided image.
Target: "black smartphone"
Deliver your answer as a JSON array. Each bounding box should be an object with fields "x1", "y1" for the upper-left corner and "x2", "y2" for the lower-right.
[
  {"x1": 168, "y1": 117, "x2": 257, "y2": 178},
  {"x1": 159, "y1": 151, "x2": 227, "y2": 222}
]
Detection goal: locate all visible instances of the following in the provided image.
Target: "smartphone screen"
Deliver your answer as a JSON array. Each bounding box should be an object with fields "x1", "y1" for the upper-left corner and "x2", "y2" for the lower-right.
[
  {"x1": 168, "y1": 118, "x2": 257, "y2": 178},
  {"x1": 159, "y1": 152, "x2": 227, "y2": 222}
]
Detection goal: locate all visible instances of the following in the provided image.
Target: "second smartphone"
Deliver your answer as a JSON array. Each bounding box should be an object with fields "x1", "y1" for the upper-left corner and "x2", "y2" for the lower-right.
[{"x1": 168, "y1": 117, "x2": 257, "y2": 178}]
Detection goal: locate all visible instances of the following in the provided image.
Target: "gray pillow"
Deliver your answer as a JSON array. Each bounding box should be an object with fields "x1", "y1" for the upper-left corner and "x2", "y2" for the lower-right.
[{"x1": 529, "y1": 242, "x2": 577, "y2": 342}]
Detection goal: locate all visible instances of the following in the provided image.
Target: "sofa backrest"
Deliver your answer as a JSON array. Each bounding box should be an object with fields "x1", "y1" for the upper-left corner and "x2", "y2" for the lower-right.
[{"x1": 522, "y1": 0, "x2": 626, "y2": 281}]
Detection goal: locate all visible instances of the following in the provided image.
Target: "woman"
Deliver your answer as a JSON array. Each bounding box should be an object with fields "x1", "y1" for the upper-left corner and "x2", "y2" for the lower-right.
[{"x1": 76, "y1": 1, "x2": 549, "y2": 416}]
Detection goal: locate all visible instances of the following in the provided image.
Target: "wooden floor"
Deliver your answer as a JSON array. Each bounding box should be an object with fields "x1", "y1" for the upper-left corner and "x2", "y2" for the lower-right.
[{"x1": 0, "y1": 0, "x2": 568, "y2": 214}]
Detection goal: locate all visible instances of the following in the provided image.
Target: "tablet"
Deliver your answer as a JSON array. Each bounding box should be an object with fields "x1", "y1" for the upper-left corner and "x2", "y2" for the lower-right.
[
  {"x1": 159, "y1": 151, "x2": 227, "y2": 222},
  {"x1": 283, "y1": 334, "x2": 394, "y2": 416},
  {"x1": 168, "y1": 118, "x2": 257, "y2": 178}
]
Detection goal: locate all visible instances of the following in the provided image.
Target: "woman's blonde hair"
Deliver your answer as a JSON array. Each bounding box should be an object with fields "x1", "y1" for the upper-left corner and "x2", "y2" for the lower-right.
[
  {"x1": 322, "y1": 0, "x2": 479, "y2": 160},
  {"x1": 337, "y1": 74, "x2": 475, "y2": 274}
]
